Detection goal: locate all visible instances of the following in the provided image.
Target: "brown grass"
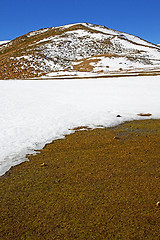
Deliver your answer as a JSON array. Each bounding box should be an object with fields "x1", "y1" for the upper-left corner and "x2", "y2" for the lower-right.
[
  {"x1": 73, "y1": 53, "x2": 120, "y2": 72},
  {"x1": 138, "y1": 113, "x2": 152, "y2": 117},
  {"x1": 0, "y1": 119, "x2": 160, "y2": 239},
  {"x1": 73, "y1": 58, "x2": 100, "y2": 72}
]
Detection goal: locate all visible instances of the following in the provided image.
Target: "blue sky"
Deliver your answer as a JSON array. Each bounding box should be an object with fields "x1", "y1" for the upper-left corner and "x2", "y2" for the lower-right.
[{"x1": 0, "y1": 0, "x2": 160, "y2": 44}]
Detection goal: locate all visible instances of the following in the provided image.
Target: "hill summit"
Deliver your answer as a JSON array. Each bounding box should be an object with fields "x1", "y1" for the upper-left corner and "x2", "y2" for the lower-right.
[{"x1": 0, "y1": 23, "x2": 160, "y2": 79}]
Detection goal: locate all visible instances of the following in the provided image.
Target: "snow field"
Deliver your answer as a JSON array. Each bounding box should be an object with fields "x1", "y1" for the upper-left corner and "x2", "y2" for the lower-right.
[{"x1": 0, "y1": 76, "x2": 160, "y2": 175}]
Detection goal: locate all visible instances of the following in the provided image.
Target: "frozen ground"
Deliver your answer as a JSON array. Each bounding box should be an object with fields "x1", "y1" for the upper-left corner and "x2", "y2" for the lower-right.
[{"x1": 0, "y1": 76, "x2": 160, "y2": 176}]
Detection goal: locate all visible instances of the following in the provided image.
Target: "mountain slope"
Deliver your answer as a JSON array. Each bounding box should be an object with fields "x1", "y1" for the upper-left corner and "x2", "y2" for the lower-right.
[{"x1": 0, "y1": 23, "x2": 160, "y2": 79}]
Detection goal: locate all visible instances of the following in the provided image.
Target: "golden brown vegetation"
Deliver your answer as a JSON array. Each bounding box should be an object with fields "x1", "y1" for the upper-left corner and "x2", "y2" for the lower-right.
[
  {"x1": 73, "y1": 58, "x2": 100, "y2": 72},
  {"x1": 0, "y1": 119, "x2": 160, "y2": 239},
  {"x1": 73, "y1": 53, "x2": 119, "y2": 72},
  {"x1": 138, "y1": 113, "x2": 152, "y2": 117}
]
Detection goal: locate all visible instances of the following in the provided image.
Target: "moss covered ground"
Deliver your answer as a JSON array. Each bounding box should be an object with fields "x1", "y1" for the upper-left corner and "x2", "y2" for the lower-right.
[{"x1": 0, "y1": 119, "x2": 160, "y2": 239}]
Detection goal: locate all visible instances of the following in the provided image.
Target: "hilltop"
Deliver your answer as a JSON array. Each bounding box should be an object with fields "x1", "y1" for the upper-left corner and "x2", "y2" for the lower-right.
[{"x1": 0, "y1": 23, "x2": 160, "y2": 79}]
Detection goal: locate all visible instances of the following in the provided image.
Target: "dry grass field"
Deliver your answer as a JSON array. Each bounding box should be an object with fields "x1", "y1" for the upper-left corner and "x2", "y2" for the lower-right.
[{"x1": 0, "y1": 119, "x2": 160, "y2": 239}]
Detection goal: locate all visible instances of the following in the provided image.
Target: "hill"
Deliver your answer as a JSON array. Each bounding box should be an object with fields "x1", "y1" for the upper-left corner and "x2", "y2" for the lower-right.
[{"x1": 0, "y1": 23, "x2": 160, "y2": 79}]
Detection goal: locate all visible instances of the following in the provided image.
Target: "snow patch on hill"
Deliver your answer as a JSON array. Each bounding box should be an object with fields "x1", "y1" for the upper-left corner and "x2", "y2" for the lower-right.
[
  {"x1": 27, "y1": 28, "x2": 49, "y2": 37},
  {"x1": 0, "y1": 40, "x2": 10, "y2": 45}
]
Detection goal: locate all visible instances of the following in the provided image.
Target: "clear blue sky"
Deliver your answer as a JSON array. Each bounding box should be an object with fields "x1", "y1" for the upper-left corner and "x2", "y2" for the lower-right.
[{"x1": 0, "y1": 0, "x2": 160, "y2": 44}]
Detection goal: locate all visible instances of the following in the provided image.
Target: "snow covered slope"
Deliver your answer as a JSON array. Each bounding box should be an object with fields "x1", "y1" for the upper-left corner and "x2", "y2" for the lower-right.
[{"x1": 0, "y1": 23, "x2": 160, "y2": 79}]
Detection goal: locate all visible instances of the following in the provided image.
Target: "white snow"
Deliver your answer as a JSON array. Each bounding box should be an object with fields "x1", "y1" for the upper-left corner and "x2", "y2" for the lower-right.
[
  {"x1": 66, "y1": 29, "x2": 90, "y2": 37},
  {"x1": 27, "y1": 28, "x2": 49, "y2": 37},
  {"x1": 0, "y1": 76, "x2": 160, "y2": 176},
  {"x1": 0, "y1": 40, "x2": 10, "y2": 45},
  {"x1": 66, "y1": 29, "x2": 106, "y2": 40},
  {"x1": 43, "y1": 71, "x2": 100, "y2": 78},
  {"x1": 89, "y1": 56, "x2": 153, "y2": 72},
  {"x1": 16, "y1": 55, "x2": 33, "y2": 61},
  {"x1": 82, "y1": 23, "x2": 157, "y2": 48}
]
